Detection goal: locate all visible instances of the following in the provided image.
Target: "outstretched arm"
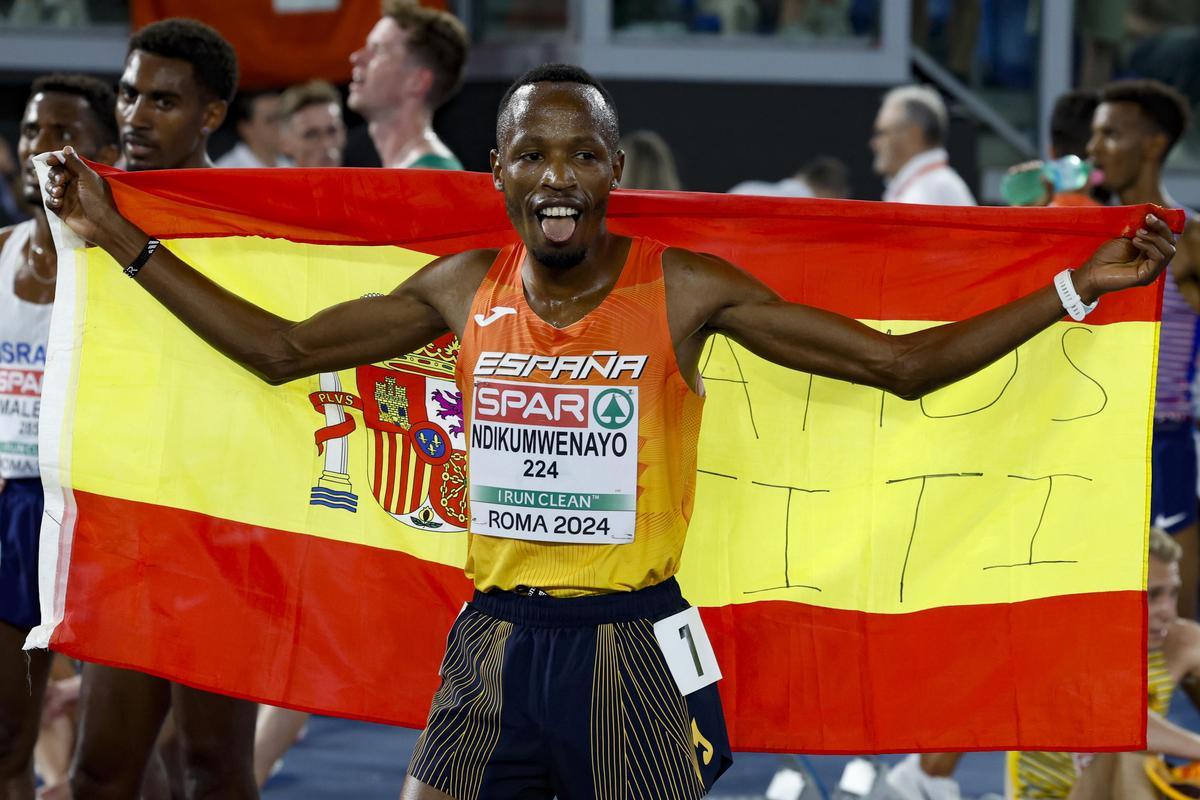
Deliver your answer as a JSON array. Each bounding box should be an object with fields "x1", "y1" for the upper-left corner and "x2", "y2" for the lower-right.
[
  {"x1": 43, "y1": 147, "x2": 483, "y2": 384},
  {"x1": 674, "y1": 214, "x2": 1175, "y2": 400},
  {"x1": 1148, "y1": 711, "x2": 1200, "y2": 760}
]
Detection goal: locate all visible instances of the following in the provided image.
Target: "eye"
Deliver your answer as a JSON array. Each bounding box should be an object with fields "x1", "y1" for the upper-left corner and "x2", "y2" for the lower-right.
[
  {"x1": 519, "y1": 152, "x2": 542, "y2": 162},
  {"x1": 155, "y1": 97, "x2": 175, "y2": 111},
  {"x1": 576, "y1": 151, "x2": 597, "y2": 161}
]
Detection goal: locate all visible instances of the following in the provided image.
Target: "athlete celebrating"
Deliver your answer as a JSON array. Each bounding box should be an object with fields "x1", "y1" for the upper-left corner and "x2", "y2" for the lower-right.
[{"x1": 43, "y1": 64, "x2": 1176, "y2": 800}]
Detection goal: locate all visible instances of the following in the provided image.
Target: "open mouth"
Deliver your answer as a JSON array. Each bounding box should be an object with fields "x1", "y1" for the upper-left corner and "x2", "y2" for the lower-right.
[{"x1": 536, "y1": 206, "x2": 580, "y2": 244}]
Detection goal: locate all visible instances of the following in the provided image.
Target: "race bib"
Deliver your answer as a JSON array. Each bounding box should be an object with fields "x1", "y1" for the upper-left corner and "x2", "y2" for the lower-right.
[
  {"x1": 652, "y1": 606, "x2": 722, "y2": 696},
  {"x1": 468, "y1": 379, "x2": 639, "y2": 544}
]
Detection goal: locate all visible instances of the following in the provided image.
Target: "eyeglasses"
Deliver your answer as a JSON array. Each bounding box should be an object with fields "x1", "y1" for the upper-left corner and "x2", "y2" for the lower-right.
[{"x1": 871, "y1": 123, "x2": 914, "y2": 140}]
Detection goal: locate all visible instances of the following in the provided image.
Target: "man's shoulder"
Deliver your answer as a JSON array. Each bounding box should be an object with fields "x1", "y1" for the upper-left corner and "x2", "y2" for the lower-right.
[
  {"x1": 905, "y1": 168, "x2": 976, "y2": 206},
  {"x1": 422, "y1": 247, "x2": 500, "y2": 282},
  {"x1": 0, "y1": 218, "x2": 32, "y2": 254},
  {"x1": 661, "y1": 245, "x2": 736, "y2": 282}
]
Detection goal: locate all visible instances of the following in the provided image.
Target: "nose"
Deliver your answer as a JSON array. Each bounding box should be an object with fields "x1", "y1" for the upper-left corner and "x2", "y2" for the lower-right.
[
  {"x1": 1085, "y1": 132, "x2": 1100, "y2": 160},
  {"x1": 1151, "y1": 596, "x2": 1176, "y2": 621},
  {"x1": 350, "y1": 47, "x2": 364, "y2": 68},
  {"x1": 541, "y1": 155, "x2": 576, "y2": 190},
  {"x1": 121, "y1": 95, "x2": 151, "y2": 129}
]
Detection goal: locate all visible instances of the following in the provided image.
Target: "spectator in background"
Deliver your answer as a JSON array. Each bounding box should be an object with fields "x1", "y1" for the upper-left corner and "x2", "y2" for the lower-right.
[
  {"x1": 279, "y1": 80, "x2": 347, "y2": 168},
  {"x1": 799, "y1": 155, "x2": 849, "y2": 198},
  {"x1": 1004, "y1": 89, "x2": 1103, "y2": 207},
  {"x1": 348, "y1": 0, "x2": 468, "y2": 170},
  {"x1": 1009, "y1": 529, "x2": 1200, "y2": 798},
  {"x1": 217, "y1": 90, "x2": 288, "y2": 168},
  {"x1": 618, "y1": 129, "x2": 681, "y2": 190},
  {"x1": 1088, "y1": 79, "x2": 1200, "y2": 617},
  {"x1": 871, "y1": 85, "x2": 975, "y2": 205},
  {"x1": 728, "y1": 155, "x2": 851, "y2": 198}
]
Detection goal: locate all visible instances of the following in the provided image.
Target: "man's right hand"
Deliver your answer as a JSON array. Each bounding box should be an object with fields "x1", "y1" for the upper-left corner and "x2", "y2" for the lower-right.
[{"x1": 43, "y1": 145, "x2": 121, "y2": 246}]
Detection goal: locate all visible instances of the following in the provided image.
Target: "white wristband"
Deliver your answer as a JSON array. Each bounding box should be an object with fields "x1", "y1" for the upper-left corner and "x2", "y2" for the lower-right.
[{"x1": 1053, "y1": 269, "x2": 1098, "y2": 321}]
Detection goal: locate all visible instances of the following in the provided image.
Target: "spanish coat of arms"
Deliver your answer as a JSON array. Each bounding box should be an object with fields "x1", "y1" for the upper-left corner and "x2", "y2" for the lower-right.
[{"x1": 307, "y1": 335, "x2": 467, "y2": 532}]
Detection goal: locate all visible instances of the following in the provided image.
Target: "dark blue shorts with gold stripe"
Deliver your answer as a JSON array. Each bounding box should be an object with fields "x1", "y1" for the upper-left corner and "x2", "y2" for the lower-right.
[{"x1": 407, "y1": 577, "x2": 733, "y2": 799}]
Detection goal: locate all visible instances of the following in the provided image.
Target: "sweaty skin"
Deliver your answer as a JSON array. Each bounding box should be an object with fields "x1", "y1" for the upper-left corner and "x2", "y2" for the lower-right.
[{"x1": 44, "y1": 81, "x2": 1177, "y2": 800}]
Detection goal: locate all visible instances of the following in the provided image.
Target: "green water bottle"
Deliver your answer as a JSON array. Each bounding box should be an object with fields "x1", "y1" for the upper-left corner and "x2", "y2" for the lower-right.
[{"x1": 1001, "y1": 156, "x2": 1093, "y2": 206}]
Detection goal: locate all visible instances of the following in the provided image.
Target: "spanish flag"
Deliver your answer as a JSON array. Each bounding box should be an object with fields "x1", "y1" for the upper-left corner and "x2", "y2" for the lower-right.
[{"x1": 29, "y1": 164, "x2": 1182, "y2": 753}]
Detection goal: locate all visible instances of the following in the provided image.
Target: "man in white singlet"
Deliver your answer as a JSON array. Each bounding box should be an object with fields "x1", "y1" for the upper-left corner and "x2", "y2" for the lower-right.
[{"x1": 0, "y1": 73, "x2": 117, "y2": 800}]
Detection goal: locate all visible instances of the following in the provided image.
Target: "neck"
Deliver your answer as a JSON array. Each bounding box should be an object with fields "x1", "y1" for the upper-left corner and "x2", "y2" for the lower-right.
[
  {"x1": 31, "y1": 207, "x2": 52, "y2": 253},
  {"x1": 246, "y1": 141, "x2": 276, "y2": 167},
  {"x1": 368, "y1": 105, "x2": 439, "y2": 167},
  {"x1": 525, "y1": 228, "x2": 622, "y2": 296},
  {"x1": 178, "y1": 142, "x2": 213, "y2": 170},
  {"x1": 1118, "y1": 165, "x2": 1166, "y2": 206}
]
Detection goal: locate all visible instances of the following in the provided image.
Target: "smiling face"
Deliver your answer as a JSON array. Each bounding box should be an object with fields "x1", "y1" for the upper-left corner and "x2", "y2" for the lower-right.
[
  {"x1": 118, "y1": 49, "x2": 225, "y2": 171},
  {"x1": 1148, "y1": 555, "x2": 1181, "y2": 649},
  {"x1": 490, "y1": 82, "x2": 623, "y2": 270},
  {"x1": 348, "y1": 17, "x2": 425, "y2": 119},
  {"x1": 1087, "y1": 101, "x2": 1166, "y2": 197},
  {"x1": 18, "y1": 91, "x2": 116, "y2": 205}
]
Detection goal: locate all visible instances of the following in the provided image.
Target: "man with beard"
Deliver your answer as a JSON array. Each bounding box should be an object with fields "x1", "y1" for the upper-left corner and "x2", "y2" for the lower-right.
[
  {"x1": 44, "y1": 64, "x2": 1177, "y2": 800},
  {"x1": 0, "y1": 72, "x2": 118, "y2": 800},
  {"x1": 1088, "y1": 80, "x2": 1200, "y2": 622},
  {"x1": 62, "y1": 19, "x2": 261, "y2": 800}
]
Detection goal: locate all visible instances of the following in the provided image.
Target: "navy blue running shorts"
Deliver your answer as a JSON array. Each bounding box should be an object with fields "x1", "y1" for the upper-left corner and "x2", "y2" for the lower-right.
[
  {"x1": 1151, "y1": 419, "x2": 1198, "y2": 534},
  {"x1": 0, "y1": 478, "x2": 44, "y2": 631},
  {"x1": 408, "y1": 577, "x2": 733, "y2": 800}
]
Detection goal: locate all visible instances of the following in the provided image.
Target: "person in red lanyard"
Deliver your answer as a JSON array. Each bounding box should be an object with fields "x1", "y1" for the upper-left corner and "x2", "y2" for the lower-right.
[{"x1": 872, "y1": 85, "x2": 976, "y2": 206}]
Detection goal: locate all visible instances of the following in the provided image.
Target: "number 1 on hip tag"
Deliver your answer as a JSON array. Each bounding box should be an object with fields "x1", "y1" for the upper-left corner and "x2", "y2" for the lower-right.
[{"x1": 652, "y1": 606, "x2": 722, "y2": 696}]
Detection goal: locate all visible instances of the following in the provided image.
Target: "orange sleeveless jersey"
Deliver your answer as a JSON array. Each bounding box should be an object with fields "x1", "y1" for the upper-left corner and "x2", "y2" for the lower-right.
[{"x1": 456, "y1": 237, "x2": 705, "y2": 596}]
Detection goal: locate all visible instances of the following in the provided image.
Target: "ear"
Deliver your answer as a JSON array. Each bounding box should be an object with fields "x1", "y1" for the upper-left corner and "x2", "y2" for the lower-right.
[
  {"x1": 611, "y1": 148, "x2": 625, "y2": 188},
  {"x1": 409, "y1": 65, "x2": 435, "y2": 103},
  {"x1": 1145, "y1": 130, "x2": 1169, "y2": 165},
  {"x1": 489, "y1": 148, "x2": 503, "y2": 191},
  {"x1": 201, "y1": 99, "x2": 229, "y2": 139}
]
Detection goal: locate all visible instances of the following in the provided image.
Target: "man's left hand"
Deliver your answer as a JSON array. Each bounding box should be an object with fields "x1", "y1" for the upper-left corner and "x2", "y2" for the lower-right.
[{"x1": 1075, "y1": 213, "x2": 1177, "y2": 303}]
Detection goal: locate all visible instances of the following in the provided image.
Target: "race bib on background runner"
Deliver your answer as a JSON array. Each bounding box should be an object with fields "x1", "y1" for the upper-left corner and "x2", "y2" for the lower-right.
[{"x1": 469, "y1": 379, "x2": 639, "y2": 544}]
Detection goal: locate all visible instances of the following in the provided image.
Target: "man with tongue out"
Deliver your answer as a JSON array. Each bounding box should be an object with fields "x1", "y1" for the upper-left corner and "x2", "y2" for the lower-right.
[{"x1": 44, "y1": 63, "x2": 1177, "y2": 799}]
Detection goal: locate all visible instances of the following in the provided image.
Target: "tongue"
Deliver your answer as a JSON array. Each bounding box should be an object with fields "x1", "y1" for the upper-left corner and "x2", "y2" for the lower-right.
[{"x1": 541, "y1": 215, "x2": 577, "y2": 243}]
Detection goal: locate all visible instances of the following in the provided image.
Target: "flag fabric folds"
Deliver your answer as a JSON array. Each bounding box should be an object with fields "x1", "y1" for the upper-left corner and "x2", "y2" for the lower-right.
[{"x1": 29, "y1": 162, "x2": 1182, "y2": 753}]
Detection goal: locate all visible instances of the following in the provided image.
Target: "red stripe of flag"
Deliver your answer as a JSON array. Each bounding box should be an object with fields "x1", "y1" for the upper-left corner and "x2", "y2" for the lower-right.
[
  {"x1": 52, "y1": 490, "x2": 1144, "y2": 752},
  {"x1": 93, "y1": 164, "x2": 1178, "y2": 325}
]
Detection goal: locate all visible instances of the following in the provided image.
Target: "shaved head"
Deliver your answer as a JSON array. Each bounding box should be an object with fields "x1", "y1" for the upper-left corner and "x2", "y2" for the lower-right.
[{"x1": 496, "y1": 63, "x2": 619, "y2": 151}]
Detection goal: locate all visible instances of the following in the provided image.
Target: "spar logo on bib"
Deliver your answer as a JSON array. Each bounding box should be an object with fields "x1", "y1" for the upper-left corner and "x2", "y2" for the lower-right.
[
  {"x1": 593, "y1": 388, "x2": 634, "y2": 429},
  {"x1": 475, "y1": 382, "x2": 589, "y2": 428}
]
